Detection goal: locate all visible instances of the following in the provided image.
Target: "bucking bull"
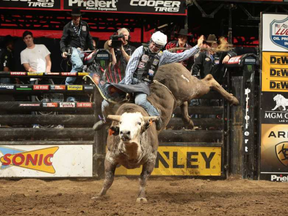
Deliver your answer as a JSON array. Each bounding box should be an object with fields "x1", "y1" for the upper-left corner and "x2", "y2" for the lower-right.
[{"x1": 93, "y1": 63, "x2": 239, "y2": 202}]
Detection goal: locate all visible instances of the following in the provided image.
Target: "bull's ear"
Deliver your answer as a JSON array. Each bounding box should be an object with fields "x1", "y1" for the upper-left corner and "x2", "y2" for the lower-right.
[
  {"x1": 109, "y1": 126, "x2": 119, "y2": 136},
  {"x1": 142, "y1": 119, "x2": 153, "y2": 132}
]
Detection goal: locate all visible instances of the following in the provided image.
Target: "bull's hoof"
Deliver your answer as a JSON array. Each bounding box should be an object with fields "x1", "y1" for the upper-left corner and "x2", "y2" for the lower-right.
[
  {"x1": 229, "y1": 94, "x2": 239, "y2": 105},
  {"x1": 231, "y1": 97, "x2": 239, "y2": 106},
  {"x1": 91, "y1": 195, "x2": 102, "y2": 200},
  {"x1": 136, "y1": 197, "x2": 148, "y2": 203}
]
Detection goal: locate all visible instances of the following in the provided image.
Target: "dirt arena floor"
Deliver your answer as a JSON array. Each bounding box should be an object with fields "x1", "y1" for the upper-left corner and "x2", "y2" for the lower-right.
[{"x1": 0, "y1": 175, "x2": 287, "y2": 216}]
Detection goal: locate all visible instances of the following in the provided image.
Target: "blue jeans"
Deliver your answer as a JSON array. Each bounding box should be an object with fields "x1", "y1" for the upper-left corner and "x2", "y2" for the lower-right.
[
  {"x1": 65, "y1": 47, "x2": 84, "y2": 85},
  {"x1": 135, "y1": 93, "x2": 159, "y2": 116},
  {"x1": 101, "y1": 99, "x2": 114, "y2": 119}
]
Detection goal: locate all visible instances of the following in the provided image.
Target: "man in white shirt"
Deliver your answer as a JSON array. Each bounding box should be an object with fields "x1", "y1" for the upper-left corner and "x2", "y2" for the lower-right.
[
  {"x1": 20, "y1": 31, "x2": 51, "y2": 84},
  {"x1": 20, "y1": 31, "x2": 52, "y2": 128}
]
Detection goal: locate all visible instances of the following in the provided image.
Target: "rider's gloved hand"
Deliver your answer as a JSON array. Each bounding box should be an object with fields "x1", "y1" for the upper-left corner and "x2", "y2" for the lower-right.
[{"x1": 62, "y1": 52, "x2": 68, "y2": 58}]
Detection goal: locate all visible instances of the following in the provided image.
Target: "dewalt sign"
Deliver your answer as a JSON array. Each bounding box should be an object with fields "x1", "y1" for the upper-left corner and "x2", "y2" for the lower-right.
[
  {"x1": 262, "y1": 52, "x2": 288, "y2": 92},
  {"x1": 115, "y1": 146, "x2": 221, "y2": 176}
]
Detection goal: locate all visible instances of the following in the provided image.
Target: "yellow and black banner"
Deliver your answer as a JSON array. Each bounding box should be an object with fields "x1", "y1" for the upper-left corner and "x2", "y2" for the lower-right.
[
  {"x1": 115, "y1": 146, "x2": 221, "y2": 176},
  {"x1": 262, "y1": 52, "x2": 288, "y2": 92}
]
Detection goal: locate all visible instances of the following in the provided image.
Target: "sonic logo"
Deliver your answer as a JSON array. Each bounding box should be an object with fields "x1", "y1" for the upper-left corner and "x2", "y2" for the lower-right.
[
  {"x1": 276, "y1": 142, "x2": 288, "y2": 166},
  {"x1": 270, "y1": 17, "x2": 288, "y2": 50},
  {"x1": 0, "y1": 147, "x2": 58, "y2": 174}
]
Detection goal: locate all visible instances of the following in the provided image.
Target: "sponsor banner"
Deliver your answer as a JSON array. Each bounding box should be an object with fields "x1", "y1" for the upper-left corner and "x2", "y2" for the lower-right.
[
  {"x1": 59, "y1": 102, "x2": 76, "y2": 108},
  {"x1": 262, "y1": 52, "x2": 288, "y2": 92},
  {"x1": 260, "y1": 124, "x2": 288, "y2": 177},
  {"x1": 61, "y1": 72, "x2": 77, "y2": 76},
  {"x1": 78, "y1": 72, "x2": 89, "y2": 76},
  {"x1": 45, "y1": 72, "x2": 60, "y2": 76},
  {"x1": 27, "y1": 72, "x2": 44, "y2": 76},
  {"x1": 10, "y1": 72, "x2": 26, "y2": 76},
  {"x1": 33, "y1": 85, "x2": 49, "y2": 90},
  {"x1": 42, "y1": 102, "x2": 58, "y2": 108},
  {"x1": 227, "y1": 55, "x2": 242, "y2": 65},
  {"x1": 67, "y1": 85, "x2": 83, "y2": 91},
  {"x1": 208, "y1": 0, "x2": 285, "y2": 2},
  {"x1": 263, "y1": 14, "x2": 288, "y2": 51},
  {"x1": 51, "y1": 85, "x2": 66, "y2": 90},
  {"x1": 0, "y1": 85, "x2": 14, "y2": 90},
  {"x1": 115, "y1": 146, "x2": 221, "y2": 176},
  {"x1": 16, "y1": 85, "x2": 32, "y2": 90},
  {"x1": 0, "y1": 145, "x2": 92, "y2": 177},
  {"x1": 76, "y1": 102, "x2": 92, "y2": 108},
  {"x1": 261, "y1": 92, "x2": 288, "y2": 124},
  {"x1": 0, "y1": 0, "x2": 61, "y2": 9},
  {"x1": 19, "y1": 103, "x2": 40, "y2": 107},
  {"x1": 64, "y1": 0, "x2": 186, "y2": 15},
  {"x1": 84, "y1": 85, "x2": 94, "y2": 90}
]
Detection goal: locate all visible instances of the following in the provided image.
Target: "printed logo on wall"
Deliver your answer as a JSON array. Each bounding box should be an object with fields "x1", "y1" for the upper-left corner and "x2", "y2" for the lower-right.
[
  {"x1": 270, "y1": 17, "x2": 288, "y2": 50},
  {"x1": 1, "y1": 0, "x2": 59, "y2": 8},
  {"x1": 65, "y1": 0, "x2": 186, "y2": 15},
  {"x1": 261, "y1": 92, "x2": 288, "y2": 124},
  {"x1": 0, "y1": 146, "x2": 59, "y2": 174},
  {"x1": 276, "y1": 142, "x2": 288, "y2": 166},
  {"x1": 0, "y1": 145, "x2": 93, "y2": 177}
]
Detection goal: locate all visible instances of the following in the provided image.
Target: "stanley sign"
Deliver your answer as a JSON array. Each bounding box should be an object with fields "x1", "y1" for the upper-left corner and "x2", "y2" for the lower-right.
[{"x1": 115, "y1": 146, "x2": 222, "y2": 176}]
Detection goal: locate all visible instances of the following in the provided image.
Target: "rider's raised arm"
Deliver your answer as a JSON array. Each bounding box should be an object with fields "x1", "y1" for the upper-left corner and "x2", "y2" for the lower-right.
[{"x1": 159, "y1": 45, "x2": 199, "y2": 66}]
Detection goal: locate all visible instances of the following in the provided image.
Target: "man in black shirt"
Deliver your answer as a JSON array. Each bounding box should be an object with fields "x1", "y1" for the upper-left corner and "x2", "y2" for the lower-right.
[
  {"x1": 60, "y1": 7, "x2": 94, "y2": 85},
  {"x1": 0, "y1": 35, "x2": 15, "y2": 84},
  {"x1": 192, "y1": 34, "x2": 236, "y2": 84}
]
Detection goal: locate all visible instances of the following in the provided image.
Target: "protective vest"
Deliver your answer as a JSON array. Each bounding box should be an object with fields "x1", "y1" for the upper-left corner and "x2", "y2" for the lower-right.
[{"x1": 133, "y1": 45, "x2": 162, "y2": 83}]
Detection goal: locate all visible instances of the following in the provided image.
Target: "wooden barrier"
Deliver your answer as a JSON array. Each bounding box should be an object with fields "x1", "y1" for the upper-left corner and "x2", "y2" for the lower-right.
[{"x1": 0, "y1": 70, "x2": 243, "y2": 179}]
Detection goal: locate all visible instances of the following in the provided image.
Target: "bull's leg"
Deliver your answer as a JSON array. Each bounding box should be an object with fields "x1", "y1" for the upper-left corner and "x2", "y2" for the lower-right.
[
  {"x1": 180, "y1": 101, "x2": 194, "y2": 129},
  {"x1": 92, "y1": 155, "x2": 117, "y2": 199},
  {"x1": 137, "y1": 159, "x2": 155, "y2": 203},
  {"x1": 203, "y1": 74, "x2": 239, "y2": 105}
]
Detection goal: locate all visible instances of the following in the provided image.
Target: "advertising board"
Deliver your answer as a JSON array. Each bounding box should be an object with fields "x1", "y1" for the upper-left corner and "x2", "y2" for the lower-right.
[
  {"x1": 115, "y1": 146, "x2": 222, "y2": 176},
  {"x1": 0, "y1": 145, "x2": 93, "y2": 177}
]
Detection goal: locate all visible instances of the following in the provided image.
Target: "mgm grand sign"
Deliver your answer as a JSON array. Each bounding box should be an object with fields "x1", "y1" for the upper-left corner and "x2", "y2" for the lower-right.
[{"x1": 261, "y1": 92, "x2": 288, "y2": 124}]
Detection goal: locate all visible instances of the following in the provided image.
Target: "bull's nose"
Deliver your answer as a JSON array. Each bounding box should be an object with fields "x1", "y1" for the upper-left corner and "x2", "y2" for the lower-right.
[{"x1": 120, "y1": 130, "x2": 131, "y2": 141}]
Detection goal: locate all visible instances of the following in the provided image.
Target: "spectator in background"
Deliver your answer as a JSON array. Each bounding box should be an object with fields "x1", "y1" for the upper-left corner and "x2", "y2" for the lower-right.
[
  {"x1": 192, "y1": 34, "x2": 236, "y2": 84},
  {"x1": 60, "y1": 7, "x2": 95, "y2": 85},
  {"x1": 93, "y1": 28, "x2": 136, "y2": 130},
  {"x1": 20, "y1": 31, "x2": 52, "y2": 128},
  {"x1": 20, "y1": 31, "x2": 51, "y2": 84},
  {"x1": 104, "y1": 28, "x2": 136, "y2": 83},
  {"x1": 0, "y1": 35, "x2": 15, "y2": 84},
  {"x1": 165, "y1": 28, "x2": 194, "y2": 70}
]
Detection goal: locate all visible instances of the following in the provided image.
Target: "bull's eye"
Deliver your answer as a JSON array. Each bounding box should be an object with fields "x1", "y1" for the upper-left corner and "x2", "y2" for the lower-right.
[
  {"x1": 119, "y1": 121, "x2": 122, "y2": 124},
  {"x1": 137, "y1": 122, "x2": 141, "y2": 126}
]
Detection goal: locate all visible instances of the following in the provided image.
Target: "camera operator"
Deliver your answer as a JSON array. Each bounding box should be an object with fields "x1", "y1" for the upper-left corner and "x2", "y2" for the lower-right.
[
  {"x1": 93, "y1": 28, "x2": 136, "y2": 130},
  {"x1": 104, "y1": 28, "x2": 136, "y2": 83}
]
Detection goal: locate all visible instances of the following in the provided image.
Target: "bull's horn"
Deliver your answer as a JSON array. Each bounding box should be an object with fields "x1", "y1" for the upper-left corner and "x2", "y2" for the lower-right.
[
  {"x1": 107, "y1": 115, "x2": 121, "y2": 122},
  {"x1": 143, "y1": 116, "x2": 159, "y2": 122}
]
